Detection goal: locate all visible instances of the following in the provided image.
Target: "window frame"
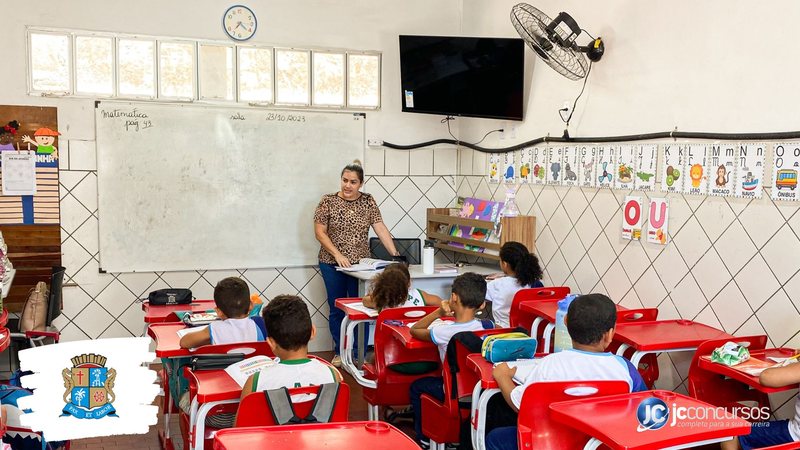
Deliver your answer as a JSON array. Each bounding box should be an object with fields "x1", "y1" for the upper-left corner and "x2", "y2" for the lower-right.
[
  {"x1": 311, "y1": 50, "x2": 347, "y2": 109},
  {"x1": 28, "y1": 29, "x2": 73, "y2": 95},
  {"x1": 116, "y1": 36, "x2": 158, "y2": 100},
  {"x1": 157, "y1": 39, "x2": 197, "y2": 101},
  {"x1": 236, "y1": 44, "x2": 275, "y2": 105},
  {"x1": 346, "y1": 51, "x2": 382, "y2": 110}
]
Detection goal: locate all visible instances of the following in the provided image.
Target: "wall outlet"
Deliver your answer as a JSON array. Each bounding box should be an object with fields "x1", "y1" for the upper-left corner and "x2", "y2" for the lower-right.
[{"x1": 367, "y1": 139, "x2": 383, "y2": 147}]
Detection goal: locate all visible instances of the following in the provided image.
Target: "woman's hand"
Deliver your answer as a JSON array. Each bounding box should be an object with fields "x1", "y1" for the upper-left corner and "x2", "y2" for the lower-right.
[{"x1": 334, "y1": 253, "x2": 352, "y2": 268}]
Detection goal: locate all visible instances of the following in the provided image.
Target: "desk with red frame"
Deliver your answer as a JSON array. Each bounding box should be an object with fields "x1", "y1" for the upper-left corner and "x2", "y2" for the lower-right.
[
  {"x1": 149, "y1": 322, "x2": 192, "y2": 450},
  {"x1": 698, "y1": 348, "x2": 799, "y2": 394},
  {"x1": 613, "y1": 320, "x2": 733, "y2": 367},
  {"x1": 143, "y1": 299, "x2": 216, "y2": 323},
  {"x1": 382, "y1": 319, "x2": 450, "y2": 350},
  {"x1": 185, "y1": 368, "x2": 242, "y2": 450},
  {"x1": 519, "y1": 300, "x2": 628, "y2": 354},
  {"x1": 334, "y1": 298, "x2": 376, "y2": 388},
  {"x1": 213, "y1": 421, "x2": 420, "y2": 450},
  {"x1": 549, "y1": 390, "x2": 750, "y2": 449}
]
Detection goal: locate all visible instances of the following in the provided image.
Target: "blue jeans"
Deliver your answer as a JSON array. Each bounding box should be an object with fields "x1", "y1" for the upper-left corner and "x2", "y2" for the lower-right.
[
  {"x1": 319, "y1": 262, "x2": 359, "y2": 355},
  {"x1": 409, "y1": 376, "x2": 445, "y2": 443},
  {"x1": 485, "y1": 426, "x2": 518, "y2": 450},
  {"x1": 740, "y1": 420, "x2": 795, "y2": 450}
]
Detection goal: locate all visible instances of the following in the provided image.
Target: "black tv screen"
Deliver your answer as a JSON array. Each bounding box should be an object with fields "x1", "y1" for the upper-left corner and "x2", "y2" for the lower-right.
[{"x1": 399, "y1": 35, "x2": 524, "y2": 121}]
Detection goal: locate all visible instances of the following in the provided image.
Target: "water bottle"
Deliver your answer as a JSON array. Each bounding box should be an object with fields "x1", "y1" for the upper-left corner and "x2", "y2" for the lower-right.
[
  {"x1": 554, "y1": 294, "x2": 579, "y2": 352},
  {"x1": 495, "y1": 187, "x2": 521, "y2": 237},
  {"x1": 422, "y1": 240, "x2": 435, "y2": 274}
]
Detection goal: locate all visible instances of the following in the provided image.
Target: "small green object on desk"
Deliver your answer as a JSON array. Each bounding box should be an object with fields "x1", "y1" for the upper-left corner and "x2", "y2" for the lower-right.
[{"x1": 711, "y1": 341, "x2": 750, "y2": 366}]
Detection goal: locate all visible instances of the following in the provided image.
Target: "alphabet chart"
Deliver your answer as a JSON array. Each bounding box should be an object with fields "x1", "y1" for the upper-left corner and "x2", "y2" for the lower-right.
[
  {"x1": 578, "y1": 145, "x2": 596, "y2": 188},
  {"x1": 708, "y1": 144, "x2": 736, "y2": 197},
  {"x1": 518, "y1": 148, "x2": 532, "y2": 183},
  {"x1": 634, "y1": 144, "x2": 658, "y2": 191},
  {"x1": 502, "y1": 151, "x2": 516, "y2": 184},
  {"x1": 661, "y1": 143, "x2": 685, "y2": 193},
  {"x1": 595, "y1": 145, "x2": 616, "y2": 188},
  {"x1": 561, "y1": 146, "x2": 580, "y2": 187},
  {"x1": 684, "y1": 144, "x2": 709, "y2": 195},
  {"x1": 547, "y1": 146, "x2": 563, "y2": 185},
  {"x1": 771, "y1": 142, "x2": 800, "y2": 201},
  {"x1": 614, "y1": 144, "x2": 636, "y2": 190},
  {"x1": 646, "y1": 198, "x2": 669, "y2": 245},
  {"x1": 530, "y1": 146, "x2": 548, "y2": 185},
  {"x1": 621, "y1": 195, "x2": 643, "y2": 240},
  {"x1": 734, "y1": 143, "x2": 765, "y2": 198}
]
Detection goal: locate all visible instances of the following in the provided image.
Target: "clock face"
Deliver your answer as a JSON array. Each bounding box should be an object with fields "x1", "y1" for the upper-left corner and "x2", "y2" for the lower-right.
[{"x1": 223, "y1": 5, "x2": 257, "y2": 41}]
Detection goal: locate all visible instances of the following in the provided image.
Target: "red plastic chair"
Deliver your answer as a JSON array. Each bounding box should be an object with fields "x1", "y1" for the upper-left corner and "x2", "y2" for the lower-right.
[
  {"x1": 508, "y1": 286, "x2": 570, "y2": 337},
  {"x1": 608, "y1": 308, "x2": 660, "y2": 388},
  {"x1": 421, "y1": 328, "x2": 518, "y2": 449},
  {"x1": 235, "y1": 383, "x2": 350, "y2": 427},
  {"x1": 687, "y1": 335, "x2": 770, "y2": 413},
  {"x1": 756, "y1": 443, "x2": 800, "y2": 449},
  {"x1": 362, "y1": 306, "x2": 440, "y2": 420},
  {"x1": 516, "y1": 380, "x2": 630, "y2": 450}
]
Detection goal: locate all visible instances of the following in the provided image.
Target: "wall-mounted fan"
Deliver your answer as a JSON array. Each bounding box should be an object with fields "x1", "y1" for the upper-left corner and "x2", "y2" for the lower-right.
[{"x1": 511, "y1": 3, "x2": 604, "y2": 80}]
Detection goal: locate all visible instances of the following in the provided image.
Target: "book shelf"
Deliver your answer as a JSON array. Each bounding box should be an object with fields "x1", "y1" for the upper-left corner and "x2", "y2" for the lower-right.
[{"x1": 426, "y1": 208, "x2": 536, "y2": 261}]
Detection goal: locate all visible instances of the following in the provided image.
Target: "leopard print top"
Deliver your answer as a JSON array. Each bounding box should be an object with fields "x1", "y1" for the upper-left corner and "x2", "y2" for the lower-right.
[{"x1": 314, "y1": 192, "x2": 383, "y2": 264}]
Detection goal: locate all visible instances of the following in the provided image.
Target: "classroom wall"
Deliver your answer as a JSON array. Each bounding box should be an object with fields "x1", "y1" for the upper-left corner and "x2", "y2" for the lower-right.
[
  {"x1": 0, "y1": 0, "x2": 464, "y2": 351},
  {"x1": 457, "y1": 0, "x2": 800, "y2": 417}
]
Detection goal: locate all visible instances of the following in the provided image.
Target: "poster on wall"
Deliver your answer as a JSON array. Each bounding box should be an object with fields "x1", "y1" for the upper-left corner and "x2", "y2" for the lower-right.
[
  {"x1": 595, "y1": 145, "x2": 615, "y2": 188},
  {"x1": 614, "y1": 144, "x2": 636, "y2": 190},
  {"x1": 771, "y1": 142, "x2": 800, "y2": 201},
  {"x1": 683, "y1": 144, "x2": 709, "y2": 195},
  {"x1": 547, "y1": 146, "x2": 563, "y2": 185},
  {"x1": 488, "y1": 153, "x2": 501, "y2": 184},
  {"x1": 2, "y1": 151, "x2": 36, "y2": 196},
  {"x1": 578, "y1": 145, "x2": 596, "y2": 188},
  {"x1": 530, "y1": 146, "x2": 548, "y2": 185},
  {"x1": 502, "y1": 151, "x2": 516, "y2": 184},
  {"x1": 518, "y1": 148, "x2": 532, "y2": 183},
  {"x1": 661, "y1": 143, "x2": 685, "y2": 193},
  {"x1": 561, "y1": 146, "x2": 580, "y2": 187},
  {"x1": 621, "y1": 195, "x2": 643, "y2": 241},
  {"x1": 708, "y1": 144, "x2": 736, "y2": 197},
  {"x1": 647, "y1": 198, "x2": 669, "y2": 245},
  {"x1": 634, "y1": 144, "x2": 658, "y2": 191},
  {"x1": 734, "y1": 143, "x2": 765, "y2": 198}
]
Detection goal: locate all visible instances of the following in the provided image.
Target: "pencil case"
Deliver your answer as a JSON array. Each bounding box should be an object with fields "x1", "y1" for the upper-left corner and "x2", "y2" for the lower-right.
[{"x1": 482, "y1": 332, "x2": 537, "y2": 363}]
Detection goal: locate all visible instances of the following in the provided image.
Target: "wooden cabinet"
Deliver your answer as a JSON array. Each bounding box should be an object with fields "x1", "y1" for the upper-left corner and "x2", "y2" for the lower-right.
[{"x1": 426, "y1": 208, "x2": 535, "y2": 261}]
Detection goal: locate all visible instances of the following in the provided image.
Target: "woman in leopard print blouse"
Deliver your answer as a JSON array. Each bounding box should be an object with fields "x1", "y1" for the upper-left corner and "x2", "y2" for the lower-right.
[{"x1": 314, "y1": 161, "x2": 398, "y2": 366}]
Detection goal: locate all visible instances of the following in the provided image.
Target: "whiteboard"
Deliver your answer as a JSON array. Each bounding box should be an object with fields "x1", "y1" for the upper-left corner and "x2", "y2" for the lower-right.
[{"x1": 95, "y1": 101, "x2": 364, "y2": 272}]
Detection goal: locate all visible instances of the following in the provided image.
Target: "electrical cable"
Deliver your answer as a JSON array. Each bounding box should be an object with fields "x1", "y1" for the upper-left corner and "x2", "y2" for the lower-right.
[
  {"x1": 440, "y1": 116, "x2": 502, "y2": 146},
  {"x1": 559, "y1": 61, "x2": 592, "y2": 127}
]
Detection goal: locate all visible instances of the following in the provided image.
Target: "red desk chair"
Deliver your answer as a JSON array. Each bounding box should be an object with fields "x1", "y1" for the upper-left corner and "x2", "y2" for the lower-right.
[
  {"x1": 608, "y1": 308, "x2": 660, "y2": 388},
  {"x1": 687, "y1": 335, "x2": 770, "y2": 413},
  {"x1": 235, "y1": 383, "x2": 350, "y2": 427},
  {"x1": 508, "y1": 286, "x2": 570, "y2": 347},
  {"x1": 517, "y1": 380, "x2": 630, "y2": 450},
  {"x1": 421, "y1": 328, "x2": 519, "y2": 449},
  {"x1": 756, "y1": 443, "x2": 800, "y2": 449},
  {"x1": 362, "y1": 306, "x2": 440, "y2": 421}
]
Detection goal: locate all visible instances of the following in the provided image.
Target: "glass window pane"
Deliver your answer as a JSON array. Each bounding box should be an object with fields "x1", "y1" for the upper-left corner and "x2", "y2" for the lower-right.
[
  {"x1": 275, "y1": 49, "x2": 309, "y2": 105},
  {"x1": 30, "y1": 33, "x2": 70, "y2": 92},
  {"x1": 118, "y1": 39, "x2": 155, "y2": 97},
  {"x1": 348, "y1": 54, "x2": 381, "y2": 108},
  {"x1": 160, "y1": 42, "x2": 195, "y2": 98},
  {"x1": 199, "y1": 44, "x2": 234, "y2": 101},
  {"x1": 238, "y1": 47, "x2": 273, "y2": 103},
  {"x1": 312, "y1": 52, "x2": 345, "y2": 106},
  {"x1": 75, "y1": 36, "x2": 113, "y2": 95}
]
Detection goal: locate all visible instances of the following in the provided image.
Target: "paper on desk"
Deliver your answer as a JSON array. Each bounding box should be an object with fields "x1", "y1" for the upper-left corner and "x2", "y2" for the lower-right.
[
  {"x1": 225, "y1": 355, "x2": 277, "y2": 388},
  {"x1": 494, "y1": 359, "x2": 540, "y2": 383},
  {"x1": 335, "y1": 258, "x2": 394, "y2": 272},
  {"x1": 407, "y1": 318, "x2": 448, "y2": 329},
  {"x1": 176, "y1": 325, "x2": 207, "y2": 338},
  {"x1": 768, "y1": 356, "x2": 800, "y2": 367},
  {"x1": 345, "y1": 302, "x2": 379, "y2": 318}
]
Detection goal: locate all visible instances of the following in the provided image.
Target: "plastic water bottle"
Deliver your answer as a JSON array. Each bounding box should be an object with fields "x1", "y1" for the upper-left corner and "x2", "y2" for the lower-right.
[
  {"x1": 554, "y1": 294, "x2": 579, "y2": 352},
  {"x1": 495, "y1": 187, "x2": 520, "y2": 237}
]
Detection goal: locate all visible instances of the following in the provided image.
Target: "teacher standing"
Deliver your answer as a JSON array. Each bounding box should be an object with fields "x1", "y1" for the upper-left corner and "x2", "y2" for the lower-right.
[{"x1": 314, "y1": 161, "x2": 399, "y2": 367}]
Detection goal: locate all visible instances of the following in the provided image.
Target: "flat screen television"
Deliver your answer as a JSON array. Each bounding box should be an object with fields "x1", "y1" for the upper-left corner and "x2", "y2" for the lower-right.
[{"x1": 399, "y1": 35, "x2": 524, "y2": 121}]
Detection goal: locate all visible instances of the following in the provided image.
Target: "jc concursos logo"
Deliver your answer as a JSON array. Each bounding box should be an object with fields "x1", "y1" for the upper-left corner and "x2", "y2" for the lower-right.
[{"x1": 636, "y1": 397, "x2": 669, "y2": 432}]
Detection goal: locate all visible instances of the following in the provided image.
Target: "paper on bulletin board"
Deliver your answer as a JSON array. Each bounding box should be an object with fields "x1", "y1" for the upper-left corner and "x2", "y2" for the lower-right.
[
  {"x1": 561, "y1": 146, "x2": 580, "y2": 187},
  {"x1": 771, "y1": 142, "x2": 800, "y2": 201},
  {"x1": 634, "y1": 144, "x2": 658, "y2": 191},
  {"x1": 708, "y1": 143, "x2": 736, "y2": 197},
  {"x1": 578, "y1": 145, "x2": 596, "y2": 188},
  {"x1": 661, "y1": 143, "x2": 685, "y2": 193},
  {"x1": 647, "y1": 198, "x2": 669, "y2": 245},
  {"x1": 621, "y1": 195, "x2": 643, "y2": 241},
  {"x1": 2, "y1": 151, "x2": 37, "y2": 196},
  {"x1": 684, "y1": 144, "x2": 709, "y2": 195},
  {"x1": 734, "y1": 143, "x2": 765, "y2": 199},
  {"x1": 547, "y1": 147, "x2": 563, "y2": 185},
  {"x1": 595, "y1": 145, "x2": 615, "y2": 188},
  {"x1": 488, "y1": 153, "x2": 501, "y2": 183},
  {"x1": 614, "y1": 144, "x2": 636, "y2": 190},
  {"x1": 502, "y1": 152, "x2": 516, "y2": 183},
  {"x1": 518, "y1": 148, "x2": 532, "y2": 183},
  {"x1": 530, "y1": 146, "x2": 547, "y2": 185}
]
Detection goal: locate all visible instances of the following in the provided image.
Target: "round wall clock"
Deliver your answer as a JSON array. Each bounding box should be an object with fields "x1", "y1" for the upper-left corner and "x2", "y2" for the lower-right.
[{"x1": 223, "y1": 5, "x2": 257, "y2": 41}]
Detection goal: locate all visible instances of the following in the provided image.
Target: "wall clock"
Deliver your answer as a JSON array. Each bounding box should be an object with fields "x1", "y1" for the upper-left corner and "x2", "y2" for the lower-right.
[{"x1": 223, "y1": 5, "x2": 257, "y2": 41}]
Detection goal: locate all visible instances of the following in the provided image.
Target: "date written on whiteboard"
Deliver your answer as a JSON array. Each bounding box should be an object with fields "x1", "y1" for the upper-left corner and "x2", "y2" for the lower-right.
[{"x1": 266, "y1": 113, "x2": 306, "y2": 123}]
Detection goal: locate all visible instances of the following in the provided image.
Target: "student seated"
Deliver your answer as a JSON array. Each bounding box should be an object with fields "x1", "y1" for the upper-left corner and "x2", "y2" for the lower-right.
[
  {"x1": 485, "y1": 241, "x2": 543, "y2": 328},
  {"x1": 721, "y1": 361, "x2": 800, "y2": 450},
  {"x1": 485, "y1": 293, "x2": 648, "y2": 450},
  {"x1": 179, "y1": 277, "x2": 266, "y2": 349},
  {"x1": 408, "y1": 272, "x2": 493, "y2": 446},
  {"x1": 362, "y1": 263, "x2": 442, "y2": 310},
  {"x1": 236, "y1": 295, "x2": 342, "y2": 423}
]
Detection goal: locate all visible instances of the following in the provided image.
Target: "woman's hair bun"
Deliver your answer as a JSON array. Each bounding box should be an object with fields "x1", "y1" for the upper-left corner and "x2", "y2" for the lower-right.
[{"x1": 352, "y1": 159, "x2": 362, "y2": 166}]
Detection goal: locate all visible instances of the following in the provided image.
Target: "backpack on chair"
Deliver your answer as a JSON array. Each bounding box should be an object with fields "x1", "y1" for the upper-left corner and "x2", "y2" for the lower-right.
[
  {"x1": 20, "y1": 281, "x2": 48, "y2": 333},
  {"x1": 264, "y1": 383, "x2": 341, "y2": 425}
]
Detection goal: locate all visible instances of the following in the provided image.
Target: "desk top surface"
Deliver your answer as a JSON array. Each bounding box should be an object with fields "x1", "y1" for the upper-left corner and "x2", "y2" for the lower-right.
[
  {"x1": 519, "y1": 300, "x2": 627, "y2": 322},
  {"x1": 142, "y1": 299, "x2": 216, "y2": 323},
  {"x1": 148, "y1": 322, "x2": 191, "y2": 358},
  {"x1": 343, "y1": 263, "x2": 498, "y2": 281},
  {"x1": 698, "y1": 348, "x2": 799, "y2": 394},
  {"x1": 612, "y1": 320, "x2": 732, "y2": 352}
]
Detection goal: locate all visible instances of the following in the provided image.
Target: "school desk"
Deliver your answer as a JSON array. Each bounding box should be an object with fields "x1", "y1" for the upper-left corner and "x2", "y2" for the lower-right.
[
  {"x1": 212, "y1": 421, "x2": 420, "y2": 450},
  {"x1": 343, "y1": 263, "x2": 498, "y2": 298},
  {"x1": 549, "y1": 390, "x2": 750, "y2": 450},
  {"x1": 698, "y1": 348, "x2": 799, "y2": 394},
  {"x1": 520, "y1": 300, "x2": 628, "y2": 353},
  {"x1": 334, "y1": 298, "x2": 377, "y2": 387},
  {"x1": 382, "y1": 319, "x2": 451, "y2": 350},
  {"x1": 184, "y1": 368, "x2": 241, "y2": 450},
  {"x1": 148, "y1": 322, "x2": 193, "y2": 450},
  {"x1": 613, "y1": 320, "x2": 733, "y2": 367},
  {"x1": 142, "y1": 299, "x2": 216, "y2": 323},
  {"x1": 465, "y1": 354, "x2": 499, "y2": 450},
  {"x1": 0, "y1": 327, "x2": 9, "y2": 353}
]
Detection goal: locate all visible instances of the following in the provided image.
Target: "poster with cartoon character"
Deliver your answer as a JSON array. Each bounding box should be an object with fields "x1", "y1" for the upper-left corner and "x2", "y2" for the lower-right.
[
  {"x1": 621, "y1": 195, "x2": 643, "y2": 240},
  {"x1": 488, "y1": 153, "x2": 501, "y2": 183},
  {"x1": 530, "y1": 146, "x2": 547, "y2": 185},
  {"x1": 634, "y1": 144, "x2": 658, "y2": 191},
  {"x1": 547, "y1": 146, "x2": 563, "y2": 185},
  {"x1": 771, "y1": 142, "x2": 800, "y2": 201},
  {"x1": 594, "y1": 145, "x2": 615, "y2": 188},
  {"x1": 518, "y1": 148, "x2": 532, "y2": 183},
  {"x1": 683, "y1": 144, "x2": 709, "y2": 195},
  {"x1": 614, "y1": 144, "x2": 636, "y2": 190},
  {"x1": 561, "y1": 146, "x2": 580, "y2": 187},
  {"x1": 577, "y1": 145, "x2": 596, "y2": 188},
  {"x1": 661, "y1": 143, "x2": 685, "y2": 193},
  {"x1": 734, "y1": 143, "x2": 765, "y2": 199},
  {"x1": 708, "y1": 144, "x2": 736, "y2": 197},
  {"x1": 502, "y1": 151, "x2": 516, "y2": 184},
  {"x1": 646, "y1": 198, "x2": 669, "y2": 245}
]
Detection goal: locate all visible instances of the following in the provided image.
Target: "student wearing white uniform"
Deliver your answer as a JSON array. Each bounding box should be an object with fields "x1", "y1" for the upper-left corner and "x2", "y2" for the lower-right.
[
  {"x1": 722, "y1": 360, "x2": 800, "y2": 450},
  {"x1": 485, "y1": 294, "x2": 647, "y2": 450},
  {"x1": 362, "y1": 263, "x2": 442, "y2": 311},
  {"x1": 237, "y1": 295, "x2": 341, "y2": 424},
  {"x1": 485, "y1": 241, "x2": 543, "y2": 328}
]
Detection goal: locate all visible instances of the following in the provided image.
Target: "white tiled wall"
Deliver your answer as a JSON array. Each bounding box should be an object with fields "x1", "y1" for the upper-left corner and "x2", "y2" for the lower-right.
[{"x1": 56, "y1": 142, "x2": 459, "y2": 352}]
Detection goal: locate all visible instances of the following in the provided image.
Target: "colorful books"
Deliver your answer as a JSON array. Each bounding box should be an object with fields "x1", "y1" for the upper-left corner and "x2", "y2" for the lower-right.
[{"x1": 448, "y1": 197, "x2": 504, "y2": 253}]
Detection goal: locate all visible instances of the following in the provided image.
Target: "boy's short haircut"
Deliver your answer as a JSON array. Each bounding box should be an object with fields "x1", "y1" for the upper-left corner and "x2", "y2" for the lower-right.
[
  {"x1": 214, "y1": 277, "x2": 251, "y2": 318},
  {"x1": 263, "y1": 295, "x2": 312, "y2": 351},
  {"x1": 566, "y1": 293, "x2": 617, "y2": 345},
  {"x1": 451, "y1": 272, "x2": 486, "y2": 309}
]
